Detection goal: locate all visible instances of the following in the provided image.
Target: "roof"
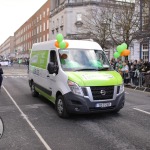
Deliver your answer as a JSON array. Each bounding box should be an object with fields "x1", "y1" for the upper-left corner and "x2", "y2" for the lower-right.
[{"x1": 32, "y1": 40, "x2": 103, "y2": 51}]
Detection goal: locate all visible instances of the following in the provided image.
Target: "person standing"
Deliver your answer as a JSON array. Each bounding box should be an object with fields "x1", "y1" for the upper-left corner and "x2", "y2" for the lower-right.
[
  {"x1": 0, "y1": 64, "x2": 3, "y2": 90},
  {"x1": 18, "y1": 58, "x2": 22, "y2": 67},
  {"x1": 26, "y1": 58, "x2": 29, "y2": 73}
]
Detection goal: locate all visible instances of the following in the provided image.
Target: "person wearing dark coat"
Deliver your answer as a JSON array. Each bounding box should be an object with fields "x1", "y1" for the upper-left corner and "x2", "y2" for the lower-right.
[{"x1": 0, "y1": 64, "x2": 3, "y2": 89}]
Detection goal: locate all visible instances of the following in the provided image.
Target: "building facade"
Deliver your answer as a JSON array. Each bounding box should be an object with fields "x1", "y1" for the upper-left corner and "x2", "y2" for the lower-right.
[
  {"x1": 49, "y1": 0, "x2": 118, "y2": 59},
  {"x1": 50, "y1": 0, "x2": 150, "y2": 61},
  {"x1": 14, "y1": 0, "x2": 50, "y2": 58},
  {"x1": 0, "y1": 36, "x2": 14, "y2": 60},
  {"x1": 132, "y1": 0, "x2": 150, "y2": 62}
]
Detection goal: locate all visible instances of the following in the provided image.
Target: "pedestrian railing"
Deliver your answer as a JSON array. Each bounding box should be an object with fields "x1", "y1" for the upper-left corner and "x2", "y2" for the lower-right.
[{"x1": 120, "y1": 71, "x2": 150, "y2": 92}]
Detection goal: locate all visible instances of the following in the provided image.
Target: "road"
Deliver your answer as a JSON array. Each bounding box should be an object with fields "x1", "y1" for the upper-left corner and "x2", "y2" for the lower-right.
[{"x1": 0, "y1": 65, "x2": 150, "y2": 150}]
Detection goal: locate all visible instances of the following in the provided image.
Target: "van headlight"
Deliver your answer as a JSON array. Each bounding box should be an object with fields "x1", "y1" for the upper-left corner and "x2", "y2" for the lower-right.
[
  {"x1": 117, "y1": 84, "x2": 124, "y2": 94},
  {"x1": 68, "y1": 80, "x2": 83, "y2": 96}
]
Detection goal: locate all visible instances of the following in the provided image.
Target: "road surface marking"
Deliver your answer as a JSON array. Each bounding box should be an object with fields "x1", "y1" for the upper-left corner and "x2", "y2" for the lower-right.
[
  {"x1": 125, "y1": 92, "x2": 129, "y2": 95},
  {"x1": 133, "y1": 107, "x2": 150, "y2": 115},
  {"x1": 2, "y1": 85, "x2": 52, "y2": 150},
  {"x1": 4, "y1": 76, "x2": 27, "y2": 78}
]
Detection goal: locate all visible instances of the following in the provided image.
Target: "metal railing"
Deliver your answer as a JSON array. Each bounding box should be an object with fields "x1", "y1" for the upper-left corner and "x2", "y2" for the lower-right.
[{"x1": 122, "y1": 71, "x2": 150, "y2": 92}]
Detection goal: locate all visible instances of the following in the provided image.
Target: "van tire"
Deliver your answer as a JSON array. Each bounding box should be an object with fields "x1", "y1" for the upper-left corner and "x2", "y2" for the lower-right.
[
  {"x1": 56, "y1": 95, "x2": 69, "y2": 118},
  {"x1": 31, "y1": 82, "x2": 39, "y2": 97}
]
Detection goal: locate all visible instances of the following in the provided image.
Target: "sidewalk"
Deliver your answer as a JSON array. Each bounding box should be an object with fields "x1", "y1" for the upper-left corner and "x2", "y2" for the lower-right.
[
  {"x1": 2, "y1": 64, "x2": 28, "y2": 75},
  {"x1": 124, "y1": 83, "x2": 150, "y2": 92}
]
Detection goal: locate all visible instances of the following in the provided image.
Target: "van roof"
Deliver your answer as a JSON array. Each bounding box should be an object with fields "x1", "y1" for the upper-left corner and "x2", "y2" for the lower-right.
[{"x1": 32, "y1": 40, "x2": 103, "y2": 51}]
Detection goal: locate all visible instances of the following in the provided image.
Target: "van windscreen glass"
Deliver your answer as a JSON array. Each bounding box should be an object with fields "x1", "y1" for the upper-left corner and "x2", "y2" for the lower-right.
[{"x1": 59, "y1": 49, "x2": 112, "y2": 71}]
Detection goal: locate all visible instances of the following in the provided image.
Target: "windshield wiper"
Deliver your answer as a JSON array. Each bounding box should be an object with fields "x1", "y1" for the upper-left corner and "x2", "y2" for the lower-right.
[
  {"x1": 97, "y1": 67, "x2": 111, "y2": 71},
  {"x1": 75, "y1": 68, "x2": 98, "y2": 71}
]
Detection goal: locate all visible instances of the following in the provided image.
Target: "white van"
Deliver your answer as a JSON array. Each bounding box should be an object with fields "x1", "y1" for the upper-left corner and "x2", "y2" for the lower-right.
[{"x1": 29, "y1": 40, "x2": 125, "y2": 118}]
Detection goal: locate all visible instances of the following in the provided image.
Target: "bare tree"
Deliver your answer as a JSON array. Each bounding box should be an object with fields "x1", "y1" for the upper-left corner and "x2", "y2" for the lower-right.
[
  {"x1": 78, "y1": 6, "x2": 111, "y2": 49},
  {"x1": 78, "y1": 0, "x2": 141, "y2": 48},
  {"x1": 108, "y1": 0, "x2": 141, "y2": 47}
]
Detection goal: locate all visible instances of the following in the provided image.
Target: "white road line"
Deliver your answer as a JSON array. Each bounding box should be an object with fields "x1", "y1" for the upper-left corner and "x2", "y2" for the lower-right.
[
  {"x1": 2, "y1": 85, "x2": 52, "y2": 150},
  {"x1": 125, "y1": 92, "x2": 129, "y2": 94},
  {"x1": 3, "y1": 76, "x2": 27, "y2": 78},
  {"x1": 133, "y1": 107, "x2": 150, "y2": 115}
]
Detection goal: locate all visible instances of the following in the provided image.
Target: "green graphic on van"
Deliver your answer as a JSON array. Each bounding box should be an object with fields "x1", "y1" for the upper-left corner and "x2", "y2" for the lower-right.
[
  {"x1": 30, "y1": 50, "x2": 48, "y2": 69},
  {"x1": 66, "y1": 71, "x2": 123, "y2": 86}
]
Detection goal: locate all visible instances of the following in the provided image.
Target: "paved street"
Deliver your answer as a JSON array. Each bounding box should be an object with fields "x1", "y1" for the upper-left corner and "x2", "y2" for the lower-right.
[
  {"x1": 2, "y1": 64, "x2": 28, "y2": 76},
  {"x1": 0, "y1": 66, "x2": 150, "y2": 150}
]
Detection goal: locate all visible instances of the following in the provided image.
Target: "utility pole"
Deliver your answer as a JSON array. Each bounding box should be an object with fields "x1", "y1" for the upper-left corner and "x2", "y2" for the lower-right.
[{"x1": 139, "y1": 0, "x2": 142, "y2": 60}]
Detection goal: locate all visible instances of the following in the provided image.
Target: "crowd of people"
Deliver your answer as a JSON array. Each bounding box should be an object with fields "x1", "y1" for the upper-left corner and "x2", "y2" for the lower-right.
[{"x1": 110, "y1": 58, "x2": 150, "y2": 88}]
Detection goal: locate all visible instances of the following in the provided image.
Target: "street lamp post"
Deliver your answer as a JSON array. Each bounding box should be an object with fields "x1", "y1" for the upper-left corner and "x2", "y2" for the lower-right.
[
  {"x1": 139, "y1": 0, "x2": 143, "y2": 60},
  {"x1": 148, "y1": 38, "x2": 150, "y2": 61}
]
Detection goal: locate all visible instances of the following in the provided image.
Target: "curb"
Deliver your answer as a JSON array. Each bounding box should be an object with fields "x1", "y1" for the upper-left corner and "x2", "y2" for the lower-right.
[{"x1": 125, "y1": 85, "x2": 150, "y2": 93}]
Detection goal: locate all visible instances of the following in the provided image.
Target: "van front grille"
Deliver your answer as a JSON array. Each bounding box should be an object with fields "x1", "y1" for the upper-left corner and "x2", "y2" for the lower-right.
[{"x1": 90, "y1": 86, "x2": 114, "y2": 100}]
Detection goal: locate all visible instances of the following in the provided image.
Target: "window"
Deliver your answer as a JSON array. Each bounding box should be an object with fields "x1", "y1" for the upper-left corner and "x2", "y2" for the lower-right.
[
  {"x1": 47, "y1": 20, "x2": 49, "y2": 29},
  {"x1": 50, "y1": 50, "x2": 58, "y2": 65},
  {"x1": 61, "y1": 16, "x2": 64, "y2": 25},
  {"x1": 77, "y1": 13, "x2": 82, "y2": 21},
  {"x1": 40, "y1": 14, "x2": 42, "y2": 20},
  {"x1": 37, "y1": 26, "x2": 39, "y2": 34},
  {"x1": 142, "y1": 51, "x2": 148, "y2": 62},
  {"x1": 115, "y1": 24, "x2": 121, "y2": 30},
  {"x1": 43, "y1": 11, "x2": 45, "y2": 18},
  {"x1": 37, "y1": 17, "x2": 39, "y2": 22},
  {"x1": 59, "y1": 49, "x2": 110, "y2": 71},
  {"x1": 57, "y1": 18, "x2": 59, "y2": 27},
  {"x1": 47, "y1": 34, "x2": 49, "y2": 41},
  {"x1": 47, "y1": 8, "x2": 49, "y2": 16},
  {"x1": 40, "y1": 25, "x2": 42, "y2": 32},
  {"x1": 53, "y1": 21, "x2": 55, "y2": 29},
  {"x1": 43, "y1": 22, "x2": 45, "y2": 31},
  {"x1": 43, "y1": 35, "x2": 45, "y2": 41},
  {"x1": 143, "y1": 16, "x2": 149, "y2": 24},
  {"x1": 56, "y1": 0, "x2": 60, "y2": 6},
  {"x1": 143, "y1": 43, "x2": 148, "y2": 50}
]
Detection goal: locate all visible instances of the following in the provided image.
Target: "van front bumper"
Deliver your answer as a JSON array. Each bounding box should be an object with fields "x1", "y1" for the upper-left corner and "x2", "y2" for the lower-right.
[{"x1": 63, "y1": 92, "x2": 125, "y2": 114}]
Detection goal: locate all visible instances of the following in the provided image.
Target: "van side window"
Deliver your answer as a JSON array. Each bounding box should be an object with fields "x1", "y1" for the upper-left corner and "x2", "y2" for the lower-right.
[{"x1": 50, "y1": 50, "x2": 58, "y2": 65}]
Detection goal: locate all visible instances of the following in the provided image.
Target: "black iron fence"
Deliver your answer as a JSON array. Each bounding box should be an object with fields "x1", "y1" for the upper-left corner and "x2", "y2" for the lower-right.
[{"x1": 121, "y1": 71, "x2": 150, "y2": 91}]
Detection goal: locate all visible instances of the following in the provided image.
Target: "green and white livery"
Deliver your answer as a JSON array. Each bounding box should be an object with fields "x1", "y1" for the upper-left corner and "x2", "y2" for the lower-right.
[{"x1": 29, "y1": 40, "x2": 125, "y2": 118}]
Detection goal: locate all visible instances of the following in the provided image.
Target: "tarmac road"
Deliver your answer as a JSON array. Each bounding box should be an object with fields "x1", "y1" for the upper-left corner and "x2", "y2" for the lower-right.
[{"x1": 0, "y1": 66, "x2": 150, "y2": 150}]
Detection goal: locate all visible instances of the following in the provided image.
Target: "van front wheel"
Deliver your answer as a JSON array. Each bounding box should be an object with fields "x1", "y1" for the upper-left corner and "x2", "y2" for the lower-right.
[
  {"x1": 56, "y1": 95, "x2": 69, "y2": 118},
  {"x1": 31, "y1": 82, "x2": 39, "y2": 97}
]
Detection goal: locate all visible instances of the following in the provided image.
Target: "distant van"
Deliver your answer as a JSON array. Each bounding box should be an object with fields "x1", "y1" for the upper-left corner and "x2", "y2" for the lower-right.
[{"x1": 28, "y1": 40, "x2": 125, "y2": 118}]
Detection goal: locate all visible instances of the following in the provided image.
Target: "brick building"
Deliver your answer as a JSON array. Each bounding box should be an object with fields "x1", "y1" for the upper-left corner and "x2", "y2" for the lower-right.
[
  {"x1": 14, "y1": 0, "x2": 50, "y2": 58},
  {"x1": 0, "y1": 36, "x2": 14, "y2": 60}
]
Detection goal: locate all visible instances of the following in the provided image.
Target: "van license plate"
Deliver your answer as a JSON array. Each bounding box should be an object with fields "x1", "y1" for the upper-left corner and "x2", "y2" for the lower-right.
[{"x1": 95, "y1": 102, "x2": 112, "y2": 108}]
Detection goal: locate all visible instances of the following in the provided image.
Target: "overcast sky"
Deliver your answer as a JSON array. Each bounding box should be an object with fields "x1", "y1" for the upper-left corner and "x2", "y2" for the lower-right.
[{"x1": 0, "y1": 0, "x2": 47, "y2": 45}]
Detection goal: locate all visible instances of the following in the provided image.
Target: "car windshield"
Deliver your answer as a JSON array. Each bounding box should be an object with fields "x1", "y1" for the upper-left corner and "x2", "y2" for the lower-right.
[{"x1": 59, "y1": 49, "x2": 112, "y2": 71}]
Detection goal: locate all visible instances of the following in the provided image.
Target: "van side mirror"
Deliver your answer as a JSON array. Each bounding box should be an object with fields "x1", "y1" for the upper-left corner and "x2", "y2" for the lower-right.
[{"x1": 47, "y1": 62, "x2": 58, "y2": 74}]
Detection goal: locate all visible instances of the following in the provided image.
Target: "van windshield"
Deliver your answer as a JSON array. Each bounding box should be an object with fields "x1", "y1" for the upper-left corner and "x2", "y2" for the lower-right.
[{"x1": 59, "y1": 49, "x2": 112, "y2": 71}]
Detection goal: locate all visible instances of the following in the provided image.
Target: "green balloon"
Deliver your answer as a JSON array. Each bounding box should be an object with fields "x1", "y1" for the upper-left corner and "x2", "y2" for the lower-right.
[
  {"x1": 121, "y1": 43, "x2": 127, "y2": 50},
  {"x1": 114, "y1": 52, "x2": 120, "y2": 58},
  {"x1": 59, "y1": 41, "x2": 66, "y2": 49},
  {"x1": 56, "y1": 34, "x2": 63, "y2": 43},
  {"x1": 117, "y1": 45, "x2": 124, "y2": 53}
]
